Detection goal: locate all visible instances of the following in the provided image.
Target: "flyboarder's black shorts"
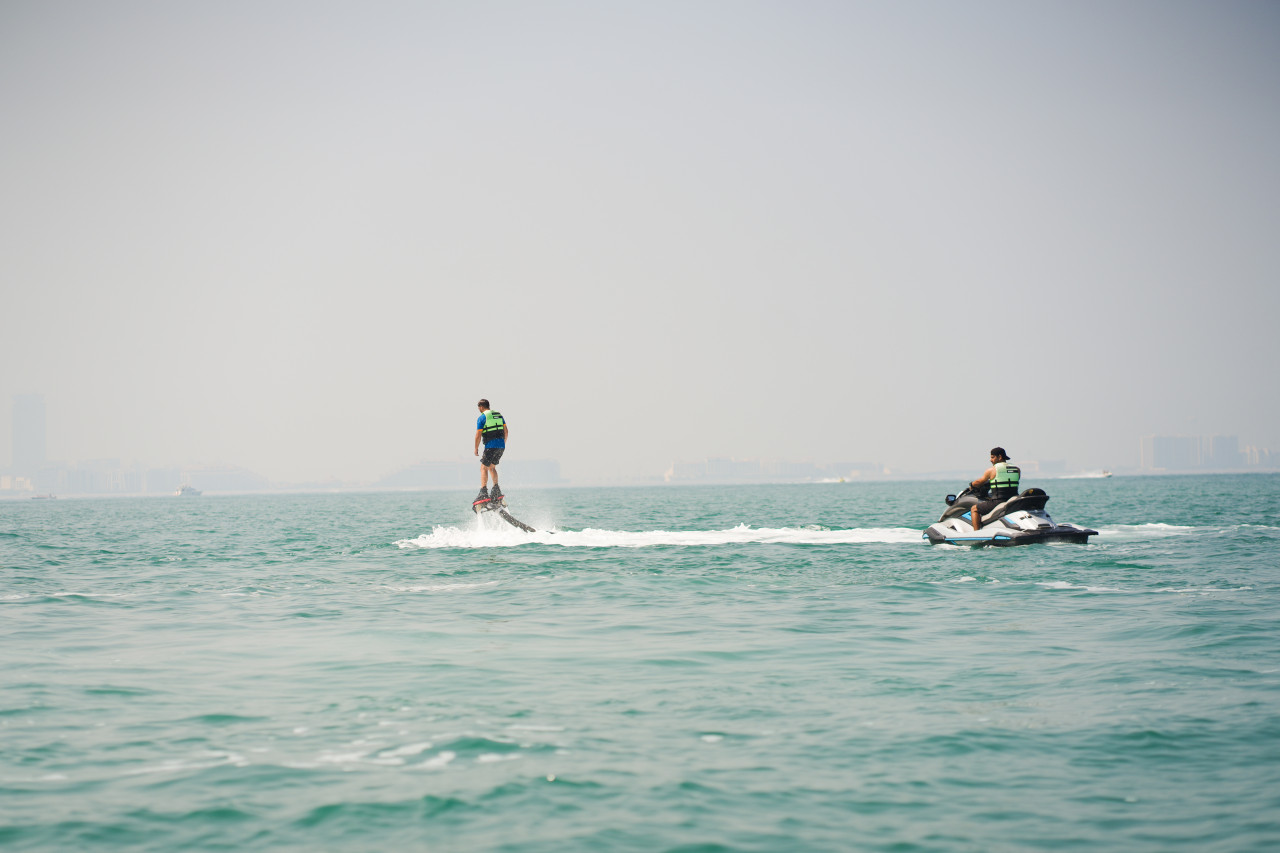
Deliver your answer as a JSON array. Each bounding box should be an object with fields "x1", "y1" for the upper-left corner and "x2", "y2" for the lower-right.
[{"x1": 481, "y1": 446, "x2": 504, "y2": 466}]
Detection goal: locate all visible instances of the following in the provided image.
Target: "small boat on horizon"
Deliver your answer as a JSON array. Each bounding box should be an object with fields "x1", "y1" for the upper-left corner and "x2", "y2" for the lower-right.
[{"x1": 175, "y1": 484, "x2": 202, "y2": 496}]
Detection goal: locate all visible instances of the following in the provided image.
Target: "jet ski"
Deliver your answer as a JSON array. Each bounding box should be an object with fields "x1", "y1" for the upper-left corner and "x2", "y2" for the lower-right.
[{"x1": 923, "y1": 485, "x2": 1097, "y2": 546}]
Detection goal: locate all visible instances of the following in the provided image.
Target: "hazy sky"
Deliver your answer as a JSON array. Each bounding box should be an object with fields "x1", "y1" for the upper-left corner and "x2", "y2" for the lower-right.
[{"x1": 3, "y1": 1, "x2": 1278, "y2": 484}]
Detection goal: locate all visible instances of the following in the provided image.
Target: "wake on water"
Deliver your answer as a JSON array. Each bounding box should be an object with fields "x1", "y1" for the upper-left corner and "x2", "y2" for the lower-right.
[
  {"x1": 393, "y1": 520, "x2": 1249, "y2": 551},
  {"x1": 395, "y1": 522, "x2": 924, "y2": 550}
]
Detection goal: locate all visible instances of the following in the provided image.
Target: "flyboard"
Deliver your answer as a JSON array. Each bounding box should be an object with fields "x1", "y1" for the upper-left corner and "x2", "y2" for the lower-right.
[{"x1": 472, "y1": 492, "x2": 538, "y2": 533}]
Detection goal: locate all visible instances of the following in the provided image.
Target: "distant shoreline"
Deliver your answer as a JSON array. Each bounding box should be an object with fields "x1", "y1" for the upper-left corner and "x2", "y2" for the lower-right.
[{"x1": 3, "y1": 469, "x2": 1277, "y2": 500}]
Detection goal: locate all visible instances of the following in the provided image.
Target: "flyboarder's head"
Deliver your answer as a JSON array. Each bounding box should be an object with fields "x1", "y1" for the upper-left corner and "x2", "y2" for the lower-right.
[
  {"x1": 477, "y1": 399, "x2": 490, "y2": 412},
  {"x1": 990, "y1": 447, "x2": 1009, "y2": 462}
]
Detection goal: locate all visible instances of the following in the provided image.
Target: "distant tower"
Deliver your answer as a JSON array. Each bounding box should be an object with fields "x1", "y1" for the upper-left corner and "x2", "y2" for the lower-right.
[{"x1": 12, "y1": 394, "x2": 47, "y2": 475}]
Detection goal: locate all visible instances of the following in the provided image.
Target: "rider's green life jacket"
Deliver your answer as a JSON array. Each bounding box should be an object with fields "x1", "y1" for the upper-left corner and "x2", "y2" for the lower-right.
[
  {"x1": 481, "y1": 411, "x2": 505, "y2": 441},
  {"x1": 989, "y1": 461, "x2": 1021, "y2": 499}
]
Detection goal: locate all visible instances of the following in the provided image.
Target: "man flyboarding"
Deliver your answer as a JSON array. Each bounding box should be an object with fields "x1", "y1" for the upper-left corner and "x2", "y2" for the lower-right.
[{"x1": 474, "y1": 399, "x2": 508, "y2": 506}]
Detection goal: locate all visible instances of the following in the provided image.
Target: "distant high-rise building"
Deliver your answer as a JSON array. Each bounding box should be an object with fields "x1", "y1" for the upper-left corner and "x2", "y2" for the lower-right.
[
  {"x1": 1203, "y1": 435, "x2": 1241, "y2": 469},
  {"x1": 12, "y1": 394, "x2": 46, "y2": 476},
  {"x1": 1244, "y1": 446, "x2": 1274, "y2": 468},
  {"x1": 1140, "y1": 434, "x2": 1241, "y2": 471}
]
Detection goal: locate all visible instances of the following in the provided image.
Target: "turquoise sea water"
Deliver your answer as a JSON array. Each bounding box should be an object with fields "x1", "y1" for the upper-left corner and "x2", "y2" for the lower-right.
[{"x1": 3, "y1": 475, "x2": 1279, "y2": 851}]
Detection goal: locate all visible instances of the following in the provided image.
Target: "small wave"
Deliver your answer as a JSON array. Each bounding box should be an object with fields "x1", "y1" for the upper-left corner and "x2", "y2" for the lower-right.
[
  {"x1": 123, "y1": 750, "x2": 249, "y2": 776},
  {"x1": 1032, "y1": 581, "x2": 1254, "y2": 596},
  {"x1": 380, "y1": 742, "x2": 434, "y2": 759},
  {"x1": 315, "y1": 750, "x2": 372, "y2": 766},
  {"x1": 395, "y1": 523, "x2": 922, "y2": 550},
  {"x1": 1036, "y1": 580, "x2": 1124, "y2": 593},
  {"x1": 386, "y1": 581, "x2": 500, "y2": 593},
  {"x1": 1156, "y1": 586, "x2": 1254, "y2": 594},
  {"x1": 418, "y1": 750, "x2": 456, "y2": 770},
  {"x1": 507, "y1": 724, "x2": 565, "y2": 733}
]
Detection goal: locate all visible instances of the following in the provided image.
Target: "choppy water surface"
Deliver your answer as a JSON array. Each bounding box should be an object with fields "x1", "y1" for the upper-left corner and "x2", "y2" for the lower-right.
[{"x1": 3, "y1": 476, "x2": 1279, "y2": 851}]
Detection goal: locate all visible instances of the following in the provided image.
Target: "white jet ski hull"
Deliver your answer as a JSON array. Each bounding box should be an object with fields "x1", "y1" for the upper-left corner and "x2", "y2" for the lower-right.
[
  {"x1": 923, "y1": 511, "x2": 1096, "y2": 546},
  {"x1": 923, "y1": 488, "x2": 1097, "y2": 546}
]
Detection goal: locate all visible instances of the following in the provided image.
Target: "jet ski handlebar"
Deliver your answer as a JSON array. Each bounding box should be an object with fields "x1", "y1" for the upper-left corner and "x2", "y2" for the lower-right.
[{"x1": 947, "y1": 483, "x2": 992, "y2": 505}]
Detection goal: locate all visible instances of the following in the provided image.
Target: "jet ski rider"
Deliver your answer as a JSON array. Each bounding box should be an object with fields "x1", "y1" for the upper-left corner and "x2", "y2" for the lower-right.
[{"x1": 968, "y1": 447, "x2": 1021, "y2": 531}]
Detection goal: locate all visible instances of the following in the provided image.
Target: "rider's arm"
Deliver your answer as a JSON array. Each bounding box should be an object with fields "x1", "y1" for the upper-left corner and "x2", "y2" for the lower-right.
[
  {"x1": 474, "y1": 429, "x2": 483, "y2": 456},
  {"x1": 971, "y1": 466, "x2": 996, "y2": 488}
]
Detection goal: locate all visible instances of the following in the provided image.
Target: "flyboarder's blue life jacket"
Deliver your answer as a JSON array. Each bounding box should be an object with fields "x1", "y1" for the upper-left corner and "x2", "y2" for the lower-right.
[
  {"x1": 481, "y1": 410, "x2": 505, "y2": 445},
  {"x1": 989, "y1": 461, "x2": 1021, "y2": 500}
]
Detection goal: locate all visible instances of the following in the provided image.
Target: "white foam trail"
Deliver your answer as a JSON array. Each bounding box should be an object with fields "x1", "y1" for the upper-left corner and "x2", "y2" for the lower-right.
[
  {"x1": 395, "y1": 523, "x2": 923, "y2": 550},
  {"x1": 1096, "y1": 523, "x2": 1196, "y2": 538}
]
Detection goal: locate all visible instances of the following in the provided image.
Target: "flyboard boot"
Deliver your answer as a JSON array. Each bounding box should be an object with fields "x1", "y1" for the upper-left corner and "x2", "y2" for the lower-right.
[{"x1": 470, "y1": 485, "x2": 537, "y2": 533}]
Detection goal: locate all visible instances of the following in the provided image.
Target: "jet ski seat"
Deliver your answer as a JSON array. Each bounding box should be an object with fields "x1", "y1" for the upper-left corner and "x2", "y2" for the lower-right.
[
  {"x1": 940, "y1": 488, "x2": 1050, "y2": 525},
  {"x1": 983, "y1": 489, "x2": 1050, "y2": 524}
]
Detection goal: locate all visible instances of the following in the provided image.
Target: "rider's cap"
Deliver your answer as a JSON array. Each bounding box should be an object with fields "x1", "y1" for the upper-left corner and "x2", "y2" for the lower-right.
[{"x1": 990, "y1": 446, "x2": 1009, "y2": 460}]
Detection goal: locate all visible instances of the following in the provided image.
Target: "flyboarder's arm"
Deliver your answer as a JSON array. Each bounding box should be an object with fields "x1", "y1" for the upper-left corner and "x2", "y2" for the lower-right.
[{"x1": 475, "y1": 429, "x2": 483, "y2": 456}]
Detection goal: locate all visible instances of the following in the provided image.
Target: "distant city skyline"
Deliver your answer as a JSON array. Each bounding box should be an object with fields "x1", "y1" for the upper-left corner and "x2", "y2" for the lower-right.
[
  {"x1": 1138, "y1": 434, "x2": 1273, "y2": 472},
  {"x1": 4, "y1": 392, "x2": 1275, "y2": 495}
]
